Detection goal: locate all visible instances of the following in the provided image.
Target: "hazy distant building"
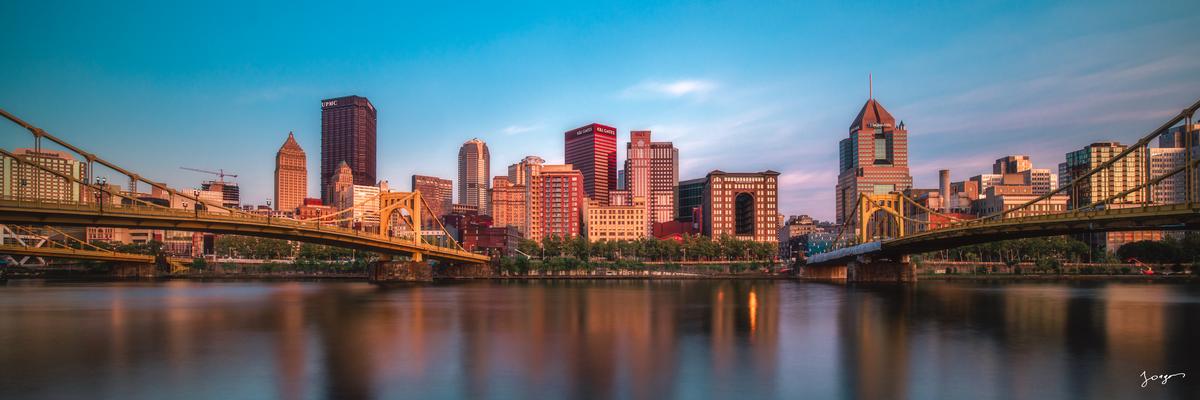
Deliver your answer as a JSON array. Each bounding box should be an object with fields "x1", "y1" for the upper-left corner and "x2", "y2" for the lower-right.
[
  {"x1": 702, "y1": 170, "x2": 780, "y2": 243},
  {"x1": 411, "y1": 174, "x2": 453, "y2": 219},
  {"x1": 1, "y1": 148, "x2": 84, "y2": 202},
  {"x1": 458, "y1": 138, "x2": 491, "y2": 214},
  {"x1": 1149, "y1": 147, "x2": 1186, "y2": 204},
  {"x1": 565, "y1": 123, "x2": 618, "y2": 205},
  {"x1": 835, "y1": 96, "x2": 913, "y2": 225},
  {"x1": 624, "y1": 130, "x2": 679, "y2": 235},
  {"x1": 274, "y1": 132, "x2": 307, "y2": 211},
  {"x1": 320, "y1": 95, "x2": 376, "y2": 203}
]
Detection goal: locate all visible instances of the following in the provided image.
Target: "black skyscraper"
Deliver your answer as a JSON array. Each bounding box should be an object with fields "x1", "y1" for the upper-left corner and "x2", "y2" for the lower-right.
[{"x1": 320, "y1": 95, "x2": 377, "y2": 202}]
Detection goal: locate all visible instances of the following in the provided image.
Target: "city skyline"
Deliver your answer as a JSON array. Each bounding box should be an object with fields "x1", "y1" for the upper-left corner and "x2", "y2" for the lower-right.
[{"x1": 2, "y1": 1, "x2": 1199, "y2": 221}]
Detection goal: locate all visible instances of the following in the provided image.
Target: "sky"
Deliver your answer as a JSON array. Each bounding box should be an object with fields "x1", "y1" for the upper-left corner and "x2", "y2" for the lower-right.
[{"x1": 1, "y1": 0, "x2": 1198, "y2": 221}]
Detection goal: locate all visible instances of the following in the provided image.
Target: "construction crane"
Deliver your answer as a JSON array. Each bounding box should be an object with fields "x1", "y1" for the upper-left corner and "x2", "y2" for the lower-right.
[{"x1": 180, "y1": 167, "x2": 238, "y2": 183}]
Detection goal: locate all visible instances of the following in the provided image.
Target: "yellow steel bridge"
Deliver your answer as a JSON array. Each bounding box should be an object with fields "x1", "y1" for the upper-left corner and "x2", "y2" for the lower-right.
[{"x1": 0, "y1": 108, "x2": 488, "y2": 266}]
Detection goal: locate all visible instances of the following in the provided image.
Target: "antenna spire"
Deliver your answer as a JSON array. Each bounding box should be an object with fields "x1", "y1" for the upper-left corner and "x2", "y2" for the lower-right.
[{"x1": 869, "y1": 73, "x2": 873, "y2": 99}]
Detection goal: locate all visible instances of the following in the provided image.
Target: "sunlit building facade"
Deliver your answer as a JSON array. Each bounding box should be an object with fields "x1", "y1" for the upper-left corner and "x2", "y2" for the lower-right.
[
  {"x1": 585, "y1": 196, "x2": 647, "y2": 242},
  {"x1": 702, "y1": 170, "x2": 780, "y2": 243}
]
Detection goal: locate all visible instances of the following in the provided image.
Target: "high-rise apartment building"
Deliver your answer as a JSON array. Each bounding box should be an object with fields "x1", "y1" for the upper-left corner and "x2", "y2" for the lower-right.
[
  {"x1": 490, "y1": 176, "x2": 526, "y2": 233},
  {"x1": 1062, "y1": 142, "x2": 1147, "y2": 207},
  {"x1": 320, "y1": 95, "x2": 377, "y2": 203},
  {"x1": 564, "y1": 123, "x2": 617, "y2": 205},
  {"x1": 1, "y1": 148, "x2": 84, "y2": 202},
  {"x1": 1062, "y1": 141, "x2": 1157, "y2": 252},
  {"x1": 702, "y1": 170, "x2": 780, "y2": 243},
  {"x1": 458, "y1": 138, "x2": 490, "y2": 214},
  {"x1": 835, "y1": 97, "x2": 913, "y2": 225},
  {"x1": 624, "y1": 130, "x2": 679, "y2": 234},
  {"x1": 585, "y1": 197, "x2": 647, "y2": 242},
  {"x1": 527, "y1": 164, "x2": 584, "y2": 241},
  {"x1": 507, "y1": 155, "x2": 544, "y2": 186},
  {"x1": 411, "y1": 175, "x2": 453, "y2": 219},
  {"x1": 274, "y1": 132, "x2": 307, "y2": 211}
]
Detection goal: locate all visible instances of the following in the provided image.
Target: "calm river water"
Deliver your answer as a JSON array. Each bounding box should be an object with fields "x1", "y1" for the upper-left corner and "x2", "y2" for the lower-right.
[{"x1": 0, "y1": 279, "x2": 1198, "y2": 399}]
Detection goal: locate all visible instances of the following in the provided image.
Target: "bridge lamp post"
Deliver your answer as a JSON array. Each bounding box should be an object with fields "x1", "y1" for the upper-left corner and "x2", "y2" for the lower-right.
[
  {"x1": 192, "y1": 190, "x2": 200, "y2": 217},
  {"x1": 93, "y1": 176, "x2": 107, "y2": 212}
]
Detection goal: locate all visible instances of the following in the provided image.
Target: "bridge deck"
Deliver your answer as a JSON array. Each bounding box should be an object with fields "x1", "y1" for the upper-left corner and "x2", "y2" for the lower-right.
[
  {"x1": 810, "y1": 203, "x2": 1200, "y2": 265},
  {"x1": 0, "y1": 199, "x2": 490, "y2": 264}
]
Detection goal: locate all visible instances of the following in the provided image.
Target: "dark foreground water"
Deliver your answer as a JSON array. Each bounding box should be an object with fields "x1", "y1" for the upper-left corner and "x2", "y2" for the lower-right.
[{"x1": 1, "y1": 280, "x2": 1198, "y2": 400}]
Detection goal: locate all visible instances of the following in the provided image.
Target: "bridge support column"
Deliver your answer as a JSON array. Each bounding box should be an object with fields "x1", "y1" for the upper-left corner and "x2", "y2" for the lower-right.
[
  {"x1": 109, "y1": 262, "x2": 158, "y2": 278},
  {"x1": 847, "y1": 255, "x2": 916, "y2": 283},
  {"x1": 368, "y1": 260, "x2": 433, "y2": 283}
]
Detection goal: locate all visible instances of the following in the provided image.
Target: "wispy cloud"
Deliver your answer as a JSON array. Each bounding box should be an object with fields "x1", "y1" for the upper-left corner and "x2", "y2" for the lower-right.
[
  {"x1": 501, "y1": 123, "x2": 542, "y2": 135},
  {"x1": 621, "y1": 79, "x2": 717, "y2": 99}
]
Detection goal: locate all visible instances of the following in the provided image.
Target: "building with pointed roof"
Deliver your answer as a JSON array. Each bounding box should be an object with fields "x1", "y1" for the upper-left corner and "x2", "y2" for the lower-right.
[
  {"x1": 835, "y1": 95, "x2": 913, "y2": 226},
  {"x1": 274, "y1": 132, "x2": 307, "y2": 211}
]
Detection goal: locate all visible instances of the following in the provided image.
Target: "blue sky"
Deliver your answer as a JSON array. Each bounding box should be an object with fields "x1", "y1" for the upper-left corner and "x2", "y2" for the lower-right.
[{"x1": 1, "y1": 0, "x2": 1197, "y2": 221}]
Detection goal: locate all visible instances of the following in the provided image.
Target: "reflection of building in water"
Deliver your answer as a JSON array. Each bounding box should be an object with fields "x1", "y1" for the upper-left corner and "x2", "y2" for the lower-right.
[
  {"x1": 709, "y1": 281, "x2": 779, "y2": 390},
  {"x1": 1102, "y1": 286, "x2": 1166, "y2": 370},
  {"x1": 838, "y1": 289, "x2": 911, "y2": 400}
]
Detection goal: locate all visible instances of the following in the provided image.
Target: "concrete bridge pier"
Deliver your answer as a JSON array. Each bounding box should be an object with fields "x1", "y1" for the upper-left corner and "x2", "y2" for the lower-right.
[
  {"x1": 847, "y1": 255, "x2": 916, "y2": 283},
  {"x1": 802, "y1": 255, "x2": 916, "y2": 284}
]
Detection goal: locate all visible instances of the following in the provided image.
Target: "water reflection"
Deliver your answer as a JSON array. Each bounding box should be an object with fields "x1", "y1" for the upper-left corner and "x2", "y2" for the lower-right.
[{"x1": 0, "y1": 280, "x2": 1197, "y2": 399}]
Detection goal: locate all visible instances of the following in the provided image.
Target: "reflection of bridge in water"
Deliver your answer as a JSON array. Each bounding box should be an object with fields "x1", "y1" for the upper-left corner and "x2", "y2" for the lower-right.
[
  {"x1": 0, "y1": 108, "x2": 488, "y2": 279},
  {"x1": 807, "y1": 97, "x2": 1200, "y2": 283}
]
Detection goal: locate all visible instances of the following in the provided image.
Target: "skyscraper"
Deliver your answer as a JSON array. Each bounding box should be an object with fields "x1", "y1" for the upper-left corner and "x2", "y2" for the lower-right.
[
  {"x1": 411, "y1": 174, "x2": 453, "y2": 219},
  {"x1": 564, "y1": 123, "x2": 617, "y2": 205},
  {"x1": 835, "y1": 95, "x2": 913, "y2": 225},
  {"x1": 458, "y1": 138, "x2": 490, "y2": 214},
  {"x1": 320, "y1": 95, "x2": 376, "y2": 203},
  {"x1": 624, "y1": 130, "x2": 679, "y2": 234},
  {"x1": 274, "y1": 132, "x2": 307, "y2": 211}
]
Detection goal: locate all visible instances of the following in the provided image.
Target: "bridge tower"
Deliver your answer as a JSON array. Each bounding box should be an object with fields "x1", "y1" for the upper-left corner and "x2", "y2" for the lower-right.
[{"x1": 856, "y1": 193, "x2": 906, "y2": 244}]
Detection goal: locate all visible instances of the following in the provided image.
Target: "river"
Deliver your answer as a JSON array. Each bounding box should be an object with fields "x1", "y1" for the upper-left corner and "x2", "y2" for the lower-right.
[{"x1": 0, "y1": 279, "x2": 1197, "y2": 399}]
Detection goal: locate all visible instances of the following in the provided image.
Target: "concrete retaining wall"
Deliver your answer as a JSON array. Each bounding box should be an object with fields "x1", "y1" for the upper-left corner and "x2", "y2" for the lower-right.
[{"x1": 368, "y1": 261, "x2": 433, "y2": 283}]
